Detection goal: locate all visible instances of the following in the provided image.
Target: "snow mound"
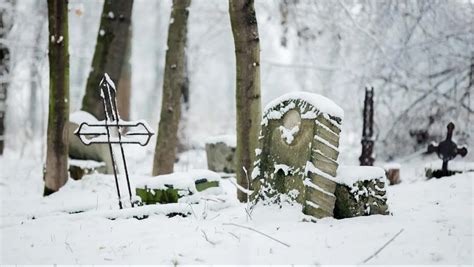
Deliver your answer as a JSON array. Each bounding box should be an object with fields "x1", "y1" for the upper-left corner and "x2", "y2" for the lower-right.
[
  {"x1": 336, "y1": 165, "x2": 386, "y2": 186},
  {"x1": 263, "y1": 91, "x2": 344, "y2": 120},
  {"x1": 70, "y1": 110, "x2": 98, "y2": 125},
  {"x1": 205, "y1": 134, "x2": 236, "y2": 147}
]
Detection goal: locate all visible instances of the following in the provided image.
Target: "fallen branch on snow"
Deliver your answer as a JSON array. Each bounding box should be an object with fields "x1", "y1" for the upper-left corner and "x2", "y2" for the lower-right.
[
  {"x1": 223, "y1": 222, "x2": 290, "y2": 247},
  {"x1": 362, "y1": 228, "x2": 404, "y2": 263}
]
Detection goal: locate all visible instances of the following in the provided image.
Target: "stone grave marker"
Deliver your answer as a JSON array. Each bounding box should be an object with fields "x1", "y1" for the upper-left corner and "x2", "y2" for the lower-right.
[
  {"x1": 251, "y1": 92, "x2": 344, "y2": 219},
  {"x1": 333, "y1": 166, "x2": 389, "y2": 219},
  {"x1": 205, "y1": 135, "x2": 237, "y2": 174}
]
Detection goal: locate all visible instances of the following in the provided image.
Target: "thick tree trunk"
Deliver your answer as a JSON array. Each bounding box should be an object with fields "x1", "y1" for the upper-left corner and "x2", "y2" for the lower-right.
[
  {"x1": 152, "y1": 0, "x2": 191, "y2": 176},
  {"x1": 44, "y1": 0, "x2": 69, "y2": 195},
  {"x1": 0, "y1": 0, "x2": 14, "y2": 155},
  {"x1": 81, "y1": 0, "x2": 133, "y2": 120},
  {"x1": 229, "y1": 0, "x2": 262, "y2": 202},
  {"x1": 117, "y1": 27, "x2": 132, "y2": 121}
]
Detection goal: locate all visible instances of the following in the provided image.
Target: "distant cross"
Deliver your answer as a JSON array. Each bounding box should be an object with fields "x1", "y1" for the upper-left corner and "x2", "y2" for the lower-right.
[
  {"x1": 74, "y1": 73, "x2": 154, "y2": 209},
  {"x1": 427, "y1": 122, "x2": 468, "y2": 177},
  {"x1": 359, "y1": 86, "x2": 375, "y2": 166}
]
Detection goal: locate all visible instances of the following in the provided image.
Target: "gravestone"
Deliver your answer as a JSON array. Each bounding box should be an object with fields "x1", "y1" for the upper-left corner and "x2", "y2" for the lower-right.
[
  {"x1": 333, "y1": 166, "x2": 389, "y2": 219},
  {"x1": 69, "y1": 111, "x2": 113, "y2": 174},
  {"x1": 205, "y1": 135, "x2": 236, "y2": 173},
  {"x1": 251, "y1": 92, "x2": 344, "y2": 219}
]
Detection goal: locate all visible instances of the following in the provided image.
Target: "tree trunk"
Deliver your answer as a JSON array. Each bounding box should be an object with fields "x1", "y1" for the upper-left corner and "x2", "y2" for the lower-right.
[
  {"x1": 81, "y1": 0, "x2": 133, "y2": 120},
  {"x1": 152, "y1": 0, "x2": 191, "y2": 176},
  {"x1": 117, "y1": 27, "x2": 132, "y2": 121},
  {"x1": 44, "y1": 0, "x2": 69, "y2": 196},
  {"x1": 229, "y1": 0, "x2": 262, "y2": 202},
  {"x1": 0, "y1": 0, "x2": 14, "y2": 155}
]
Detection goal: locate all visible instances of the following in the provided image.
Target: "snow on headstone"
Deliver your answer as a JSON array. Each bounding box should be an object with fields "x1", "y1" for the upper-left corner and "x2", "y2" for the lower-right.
[
  {"x1": 205, "y1": 135, "x2": 237, "y2": 174},
  {"x1": 251, "y1": 92, "x2": 344, "y2": 219},
  {"x1": 333, "y1": 165, "x2": 389, "y2": 219}
]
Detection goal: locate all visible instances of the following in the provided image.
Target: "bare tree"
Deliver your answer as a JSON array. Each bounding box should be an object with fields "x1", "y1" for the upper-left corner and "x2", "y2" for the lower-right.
[
  {"x1": 229, "y1": 0, "x2": 262, "y2": 202},
  {"x1": 152, "y1": 0, "x2": 191, "y2": 176},
  {"x1": 44, "y1": 0, "x2": 69, "y2": 195},
  {"x1": 117, "y1": 27, "x2": 132, "y2": 121},
  {"x1": 0, "y1": 0, "x2": 14, "y2": 155},
  {"x1": 81, "y1": 0, "x2": 133, "y2": 120}
]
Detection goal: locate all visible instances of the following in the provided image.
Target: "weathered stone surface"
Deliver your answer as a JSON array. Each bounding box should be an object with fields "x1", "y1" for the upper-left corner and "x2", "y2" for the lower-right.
[
  {"x1": 69, "y1": 111, "x2": 114, "y2": 174},
  {"x1": 205, "y1": 135, "x2": 237, "y2": 173},
  {"x1": 334, "y1": 169, "x2": 389, "y2": 219},
  {"x1": 252, "y1": 92, "x2": 344, "y2": 219},
  {"x1": 69, "y1": 159, "x2": 107, "y2": 180},
  {"x1": 384, "y1": 163, "x2": 401, "y2": 185}
]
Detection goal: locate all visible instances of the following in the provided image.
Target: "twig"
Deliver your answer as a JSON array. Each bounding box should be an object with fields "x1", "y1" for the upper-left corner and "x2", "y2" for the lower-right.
[
  {"x1": 201, "y1": 230, "x2": 217, "y2": 246},
  {"x1": 223, "y1": 222, "x2": 290, "y2": 247},
  {"x1": 362, "y1": 229, "x2": 404, "y2": 263}
]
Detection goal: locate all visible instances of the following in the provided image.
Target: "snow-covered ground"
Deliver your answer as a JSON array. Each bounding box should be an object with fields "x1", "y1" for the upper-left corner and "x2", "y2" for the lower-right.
[{"x1": 0, "y1": 147, "x2": 472, "y2": 264}]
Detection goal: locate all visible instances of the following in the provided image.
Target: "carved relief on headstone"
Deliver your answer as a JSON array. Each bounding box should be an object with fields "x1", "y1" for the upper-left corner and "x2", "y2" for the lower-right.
[{"x1": 251, "y1": 92, "x2": 344, "y2": 219}]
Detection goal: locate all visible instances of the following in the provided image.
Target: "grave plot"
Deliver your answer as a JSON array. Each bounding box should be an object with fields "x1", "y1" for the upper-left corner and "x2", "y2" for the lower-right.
[
  {"x1": 251, "y1": 92, "x2": 344, "y2": 219},
  {"x1": 134, "y1": 169, "x2": 223, "y2": 205}
]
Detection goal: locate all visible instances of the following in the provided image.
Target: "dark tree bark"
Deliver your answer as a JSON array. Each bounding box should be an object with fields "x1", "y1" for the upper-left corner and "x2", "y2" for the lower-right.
[
  {"x1": 81, "y1": 0, "x2": 133, "y2": 120},
  {"x1": 229, "y1": 0, "x2": 262, "y2": 202},
  {"x1": 0, "y1": 0, "x2": 14, "y2": 155},
  {"x1": 117, "y1": 27, "x2": 132, "y2": 121},
  {"x1": 44, "y1": 0, "x2": 69, "y2": 195},
  {"x1": 152, "y1": 0, "x2": 191, "y2": 176}
]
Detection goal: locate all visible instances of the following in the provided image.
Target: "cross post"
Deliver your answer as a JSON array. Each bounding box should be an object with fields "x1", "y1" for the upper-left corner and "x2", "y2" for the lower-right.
[{"x1": 74, "y1": 74, "x2": 154, "y2": 209}]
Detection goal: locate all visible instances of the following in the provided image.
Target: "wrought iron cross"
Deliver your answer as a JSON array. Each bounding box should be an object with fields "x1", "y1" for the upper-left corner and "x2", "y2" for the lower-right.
[
  {"x1": 427, "y1": 122, "x2": 468, "y2": 177},
  {"x1": 359, "y1": 86, "x2": 375, "y2": 166},
  {"x1": 74, "y1": 73, "x2": 154, "y2": 209}
]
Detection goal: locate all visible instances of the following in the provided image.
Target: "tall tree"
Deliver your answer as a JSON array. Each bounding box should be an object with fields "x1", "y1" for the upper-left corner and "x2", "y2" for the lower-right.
[
  {"x1": 229, "y1": 0, "x2": 262, "y2": 202},
  {"x1": 152, "y1": 0, "x2": 191, "y2": 176},
  {"x1": 81, "y1": 0, "x2": 133, "y2": 120},
  {"x1": 44, "y1": 0, "x2": 69, "y2": 196},
  {"x1": 117, "y1": 27, "x2": 132, "y2": 121},
  {"x1": 0, "y1": 0, "x2": 14, "y2": 155}
]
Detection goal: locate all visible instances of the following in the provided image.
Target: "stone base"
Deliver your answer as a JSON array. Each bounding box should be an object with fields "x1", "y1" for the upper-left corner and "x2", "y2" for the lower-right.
[
  {"x1": 205, "y1": 136, "x2": 236, "y2": 173},
  {"x1": 334, "y1": 178, "x2": 389, "y2": 219},
  {"x1": 424, "y1": 161, "x2": 474, "y2": 179},
  {"x1": 69, "y1": 159, "x2": 107, "y2": 180}
]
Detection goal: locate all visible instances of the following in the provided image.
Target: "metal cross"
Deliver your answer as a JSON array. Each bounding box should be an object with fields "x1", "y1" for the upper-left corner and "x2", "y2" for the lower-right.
[
  {"x1": 74, "y1": 73, "x2": 154, "y2": 209},
  {"x1": 427, "y1": 122, "x2": 468, "y2": 177}
]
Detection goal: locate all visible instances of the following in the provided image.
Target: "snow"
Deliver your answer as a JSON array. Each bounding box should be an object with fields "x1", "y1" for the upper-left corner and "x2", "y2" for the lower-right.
[
  {"x1": 0, "y1": 150, "x2": 473, "y2": 264},
  {"x1": 204, "y1": 134, "x2": 236, "y2": 147},
  {"x1": 279, "y1": 125, "x2": 299, "y2": 145},
  {"x1": 69, "y1": 159, "x2": 105, "y2": 169},
  {"x1": 70, "y1": 110, "x2": 98, "y2": 125},
  {"x1": 263, "y1": 91, "x2": 344, "y2": 121},
  {"x1": 336, "y1": 165, "x2": 386, "y2": 186}
]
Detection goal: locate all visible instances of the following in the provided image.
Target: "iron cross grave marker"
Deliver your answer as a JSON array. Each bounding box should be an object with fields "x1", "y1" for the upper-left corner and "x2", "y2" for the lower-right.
[
  {"x1": 427, "y1": 122, "x2": 468, "y2": 177},
  {"x1": 74, "y1": 73, "x2": 154, "y2": 209}
]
